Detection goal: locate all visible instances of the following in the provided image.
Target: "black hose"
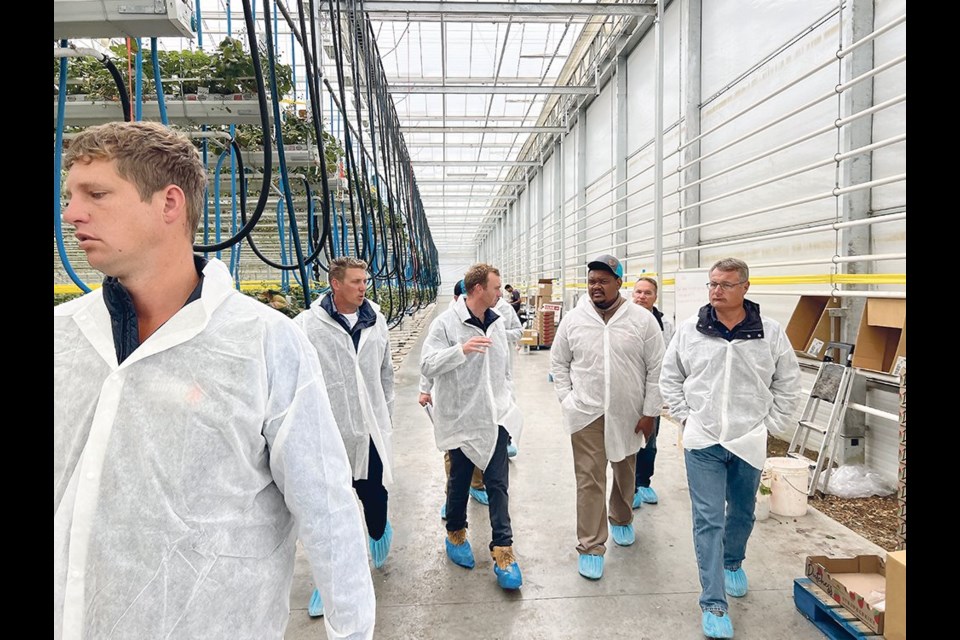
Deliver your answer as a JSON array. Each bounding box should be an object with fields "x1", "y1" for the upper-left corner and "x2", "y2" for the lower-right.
[{"x1": 193, "y1": 0, "x2": 272, "y2": 253}]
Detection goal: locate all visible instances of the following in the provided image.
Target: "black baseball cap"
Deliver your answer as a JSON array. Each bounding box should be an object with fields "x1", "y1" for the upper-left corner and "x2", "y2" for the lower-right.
[{"x1": 587, "y1": 254, "x2": 624, "y2": 279}]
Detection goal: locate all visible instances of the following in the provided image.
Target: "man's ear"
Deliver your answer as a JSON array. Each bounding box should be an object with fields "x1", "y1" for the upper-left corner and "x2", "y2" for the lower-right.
[{"x1": 160, "y1": 184, "x2": 188, "y2": 227}]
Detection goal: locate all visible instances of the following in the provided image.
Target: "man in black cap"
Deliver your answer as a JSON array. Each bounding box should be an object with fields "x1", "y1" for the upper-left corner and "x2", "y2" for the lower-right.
[{"x1": 550, "y1": 254, "x2": 664, "y2": 580}]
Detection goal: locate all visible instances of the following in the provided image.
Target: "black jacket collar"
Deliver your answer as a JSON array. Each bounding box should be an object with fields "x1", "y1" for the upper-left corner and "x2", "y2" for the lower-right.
[
  {"x1": 696, "y1": 299, "x2": 764, "y2": 340},
  {"x1": 650, "y1": 305, "x2": 665, "y2": 332},
  {"x1": 321, "y1": 293, "x2": 377, "y2": 334}
]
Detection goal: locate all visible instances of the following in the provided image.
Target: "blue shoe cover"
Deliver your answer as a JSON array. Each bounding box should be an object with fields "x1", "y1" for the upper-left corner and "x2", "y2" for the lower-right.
[
  {"x1": 724, "y1": 567, "x2": 748, "y2": 597},
  {"x1": 445, "y1": 538, "x2": 476, "y2": 569},
  {"x1": 611, "y1": 523, "x2": 635, "y2": 546},
  {"x1": 469, "y1": 487, "x2": 489, "y2": 505},
  {"x1": 441, "y1": 503, "x2": 447, "y2": 520},
  {"x1": 632, "y1": 490, "x2": 644, "y2": 510},
  {"x1": 307, "y1": 588, "x2": 324, "y2": 618},
  {"x1": 494, "y1": 562, "x2": 523, "y2": 590},
  {"x1": 369, "y1": 521, "x2": 393, "y2": 569},
  {"x1": 578, "y1": 553, "x2": 604, "y2": 579},
  {"x1": 637, "y1": 486, "x2": 659, "y2": 504},
  {"x1": 506, "y1": 443, "x2": 518, "y2": 458},
  {"x1": 701, "y1": 610, "x2": 734, "y2": 638}
]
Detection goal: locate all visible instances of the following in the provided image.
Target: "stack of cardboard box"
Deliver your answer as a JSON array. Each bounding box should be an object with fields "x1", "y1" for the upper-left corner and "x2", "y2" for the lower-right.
[
  {"x1": 528, "y1": 278, "x2": 557, "y2": 348},
  {"x1": 536, "y1": 309, "x2": 556, "y2": 347}
]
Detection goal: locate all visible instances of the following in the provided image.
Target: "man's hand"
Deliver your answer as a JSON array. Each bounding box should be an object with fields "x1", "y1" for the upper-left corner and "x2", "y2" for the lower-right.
[
  {"x1": 462, "y1": 336, "x2": 493, "y2": 355},
  {"x1": 418, "y1": 392, "x2": 432, "y2": 407},
  {"x1": 635, "y1": 415, "x2": 656, "y2": 438}
]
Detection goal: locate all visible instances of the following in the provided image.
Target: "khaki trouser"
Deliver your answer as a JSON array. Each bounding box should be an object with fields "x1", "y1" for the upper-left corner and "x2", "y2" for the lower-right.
[
  {"x1": 444, "y1": 451, "x2": 485, "y2": 492},
  {"x1": 571, "y1": 415, "x2": 636, "y2": 556}
]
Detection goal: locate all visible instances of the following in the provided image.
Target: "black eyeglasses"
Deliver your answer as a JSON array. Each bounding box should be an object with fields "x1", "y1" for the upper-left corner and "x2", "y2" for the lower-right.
[{"x1": 705, "y1": 281, "x2": 746, "y2": 291}]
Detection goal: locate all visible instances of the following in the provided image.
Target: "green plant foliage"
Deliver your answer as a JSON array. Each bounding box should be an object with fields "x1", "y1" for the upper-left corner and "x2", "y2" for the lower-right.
[
  {"x1": 53, "y1": 37, "x2": 293, "y2": 101},
  {"x1": 54, "y1": 292, "x2": 85, "y2": 306}
]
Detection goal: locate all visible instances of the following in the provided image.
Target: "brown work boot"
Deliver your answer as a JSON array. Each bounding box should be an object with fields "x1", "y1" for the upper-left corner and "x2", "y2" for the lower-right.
[
  {"x1": 490, "y1": 545, "x2": 522, "y2": 589},
  {"x1": 445, "y1": 528, "x2": 474, "y2": 568},
  {"x1": 490, "y1": 545, "x2": 516, "y2": 569}
]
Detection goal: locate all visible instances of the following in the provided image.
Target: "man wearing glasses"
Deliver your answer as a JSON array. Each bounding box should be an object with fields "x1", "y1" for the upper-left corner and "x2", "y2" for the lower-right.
[{"x1": 660, "y1": 258, "x2": 801, "y2": 639}]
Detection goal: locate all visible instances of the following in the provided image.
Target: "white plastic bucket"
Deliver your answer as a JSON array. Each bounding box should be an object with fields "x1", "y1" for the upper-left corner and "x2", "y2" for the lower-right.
[{"x1": 764, "y1": 457, "x2": 810, "y2": 517}]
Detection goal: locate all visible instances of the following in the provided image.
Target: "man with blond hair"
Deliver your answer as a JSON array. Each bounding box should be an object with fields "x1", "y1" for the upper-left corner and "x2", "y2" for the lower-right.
[
  {"x1": 54, "y1": 121, "x2": 375, "y2": 639},
  {"x1": 420, "y1": 263, "x2": 524, "y2": 590},
  {"x1": 295, "y1": 256, "x2": 396, "y2": 617}
]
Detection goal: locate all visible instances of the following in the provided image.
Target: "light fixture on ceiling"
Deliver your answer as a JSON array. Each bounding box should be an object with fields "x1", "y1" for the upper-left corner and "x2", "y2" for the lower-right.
[{"x1": 445, "y1": 172, "x2": 489, "y2": 177}]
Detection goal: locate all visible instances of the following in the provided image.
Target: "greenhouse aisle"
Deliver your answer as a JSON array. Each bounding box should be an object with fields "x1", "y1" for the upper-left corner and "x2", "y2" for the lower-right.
[{"x1": 285, "y1": 300, "x2": 882, "y2": 640}]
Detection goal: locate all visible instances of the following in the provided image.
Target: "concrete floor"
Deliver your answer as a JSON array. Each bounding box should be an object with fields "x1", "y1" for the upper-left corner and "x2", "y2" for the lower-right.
[{"x1": 286, "y1": 303, "x2": 883, "y2": 639}]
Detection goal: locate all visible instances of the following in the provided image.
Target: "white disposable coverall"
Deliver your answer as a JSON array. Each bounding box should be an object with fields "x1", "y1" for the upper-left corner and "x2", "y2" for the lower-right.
[
  {"x1": 420, "y1": 297, "x2": 523, "y2": 469},
  {"x1": 494, "y1": 296, "x2": 523, "y2": 344},
  {"x1": 53, "y1": 258, "x2": 375, "y2": 640},
  {"x1": 295, "y1": 295, "x2": 395, "y2": 484},
  {"x1": 420, "y1": 297, "x2": 521, "y2": 394},
  {"x1": 550, "y1": 294, "x2": 665, "y2": 461},
  {"x1": 659, "y1": 309, "x2": 802, "y2": 470}
]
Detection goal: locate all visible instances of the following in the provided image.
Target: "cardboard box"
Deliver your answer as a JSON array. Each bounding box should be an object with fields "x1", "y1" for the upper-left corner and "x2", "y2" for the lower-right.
[
  {"x1": 805, "y1": 555, "x2": 886, "y2": 634},
  {"x1": 885, "y1": 551, "x2": 906, "y2": 640},
  {"x1": 785, "y1": 295, "x2": 841, "y2": 361},
  {"x1": 537, "y1": 278, "x2": 554, "y2": 299},
  {"x1": 851, "y1": 298, "x2": 907, "y2": 374},
  {"x1": 519, "y1": 330, "x2": 539, "y2": 346}
]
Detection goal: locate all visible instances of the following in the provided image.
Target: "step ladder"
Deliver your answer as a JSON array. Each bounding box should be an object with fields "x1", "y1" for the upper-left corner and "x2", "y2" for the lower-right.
[{"x1": 787, "y1": 342, "x2": 856, "y2": 496}]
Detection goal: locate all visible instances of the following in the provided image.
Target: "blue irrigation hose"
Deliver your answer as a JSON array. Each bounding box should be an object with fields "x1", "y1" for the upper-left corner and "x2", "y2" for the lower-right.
[
  {"x1": 214, "y1": 149, "x2": 233, "y2": 262},
  {"x1": 54, "y1": 44, "x2": 92, "y2": 293},
  {"x1": 277, "y1": 198, "x2": 289, "y2": 292},
  {"x1": 263, "y1": 0, "x2": 311, "y2": 306},
  {"x1": 134, "y1": 38, "x2": 143, "y2": 121},
  {"x1": 340, "y1": 201, "x2": 348, "y2": 256},
  {"x1": 151, "y1": 38, "x2": 168, "y2": 125},
  {"x1": 195, "y1": 0, "x2": 203, "y2": 47},
  {"x1": 229, "y1": 125, "x2": 240, "y2": 283}
]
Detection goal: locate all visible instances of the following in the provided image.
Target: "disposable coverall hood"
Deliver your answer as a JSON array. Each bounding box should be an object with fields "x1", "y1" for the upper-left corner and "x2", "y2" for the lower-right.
[
  {"x1": 659, "y1": 301, "x2": 802, "y2": 470},
  {"x1": 295, "y1": 294, "x2": 396, "y2": 484},
  {"x1": 550, "y1": 293, "x2": 664, "y2": 462},
  {"x1": 54, "y1": 258, "x2": 375, "y2": 640},
  {"x1": 420, "y1": 296, "x2": 523, "y2": 469},
  {"x1": 493, "y1": 296, "x2": 523, "y2": 344}
]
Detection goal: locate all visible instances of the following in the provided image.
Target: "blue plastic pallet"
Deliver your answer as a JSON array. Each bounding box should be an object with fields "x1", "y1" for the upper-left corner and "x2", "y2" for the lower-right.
[{"x1": 794, "y1": 578, "x2": 883, "y2": 640}]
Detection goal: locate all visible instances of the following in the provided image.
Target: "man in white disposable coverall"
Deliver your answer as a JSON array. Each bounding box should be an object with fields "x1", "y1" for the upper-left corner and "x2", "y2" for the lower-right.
[
  {"x1": 420, "y1": 263, "x2": 524, "y2": 590},
  {"x1": 420, "y1": 280, "x2": 489, "y2": 511},
  {"x1": 295, "y1": 256, "x2": 395, "y2": 618},
  {"x1": 660, "y1": 257, "x2": 801, "y2": 639},
  {"x1": 550, "y1": 254, "x2": 664, "y2": 581},
  {"x1": 494, "y1": 286, "x2": 523, "y2": 458},
  {"x1": 54, "y1": 121, "x2": 375, "y2": 640},
  {"x1": 630, "y1": 276, "x2": 675, "y2": 508}
]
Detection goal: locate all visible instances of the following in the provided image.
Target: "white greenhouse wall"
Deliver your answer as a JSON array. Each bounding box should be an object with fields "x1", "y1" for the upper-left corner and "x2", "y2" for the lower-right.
[{"x1": 476, "y1": 0, "x2": 906, "y2": 485}]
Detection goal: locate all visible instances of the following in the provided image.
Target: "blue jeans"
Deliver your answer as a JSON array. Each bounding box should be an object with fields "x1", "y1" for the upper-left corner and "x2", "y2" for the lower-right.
[
  {"x1": 446, "y1": 426, "x2": 513, "y2": 549},
  {"x1": 684, "y1": 444, "x2": 761, "y2": 613},
  {"x1": 635, "y1": 416, "x2": 660, "y2": 488}
]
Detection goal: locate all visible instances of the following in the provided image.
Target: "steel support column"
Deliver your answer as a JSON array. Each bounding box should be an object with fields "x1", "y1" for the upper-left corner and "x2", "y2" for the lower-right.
[{"x1": 680, "y1": 0, "x2": 702, "y2": 271}]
